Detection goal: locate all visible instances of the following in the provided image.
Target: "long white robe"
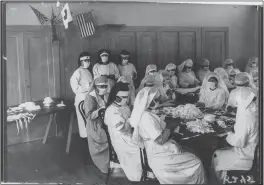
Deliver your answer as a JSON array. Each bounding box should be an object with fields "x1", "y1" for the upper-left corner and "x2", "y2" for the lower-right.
[
  {"x1": 70, "y1": 67, "x2": 93, "y2": 138},
  {"x1": 138, "y1": 111, "x2": 207, "y2": 184},
  {"x1": 104, "y1": 104, "x2": 142, "y2": 181},
  {"x1": 212, "y1": 89, "x2": 258, "y2": 183}
]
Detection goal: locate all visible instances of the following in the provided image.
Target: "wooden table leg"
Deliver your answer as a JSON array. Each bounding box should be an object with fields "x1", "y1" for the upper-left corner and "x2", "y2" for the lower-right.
[
  {"x1": 43, "y1": 114, "x2": 54, "y2": 144},
  {"x1": 66, "y1": 111, "x2": 74, "y2": 154}
]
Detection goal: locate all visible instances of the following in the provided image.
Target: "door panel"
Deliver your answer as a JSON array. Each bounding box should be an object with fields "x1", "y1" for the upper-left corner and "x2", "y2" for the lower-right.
[
  {"x1": 6, "y1": 33, "x2": 25, "y2": 106},
  {"x1": 136, "y1": 32, "x2": 157, "y2": 80},
  {"x1": 178, "y1": 32, "x2": 196, "y2": 64},
  {"x1": 202, "y1": 28, "x2": 228, "y2": 70},
  {"x1": 157, "y1": 32, "x2": 179, "y2": 69}
]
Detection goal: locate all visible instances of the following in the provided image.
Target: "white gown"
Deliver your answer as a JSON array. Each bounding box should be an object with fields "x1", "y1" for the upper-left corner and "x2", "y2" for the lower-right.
[
  {"x1": 212, "y1": 89, "x2": 258, "y2": 183},
  {"x1": 104, "y1": 103, "x2": 142, "y2": 181},
  {"x1": 138, "y1": 111, "x2": 207, "y2": 184},
  {"x1": 70, "y1": 67, "x2": 93, "y2": 138}
]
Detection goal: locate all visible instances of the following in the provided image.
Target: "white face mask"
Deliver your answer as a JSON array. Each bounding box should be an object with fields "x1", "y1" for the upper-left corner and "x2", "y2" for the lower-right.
[
  {"x1": 252, "y1": 63, "x2": 257, "y2": 68},
  {"x1": 122, "y1": 59, "x2": 129, "y2": 65},
  {"x1": 208, "y1": 82, "x2": 217, "y2": 90},
  {"x1": 227, "y1": 65, "x2": 234, "y2": 72},
  {"x1": 82, "y1": 61, "x2": 90, "y2": 69},
  {"x1": 101, "y1": 56, "x2": 109, "y2": 63},
  {"x1": 96, "y1": 84, "x2": 108, "y2": 95},
  {"x1": 115, "y1": 91, "x2": 129, "y2": 106}
]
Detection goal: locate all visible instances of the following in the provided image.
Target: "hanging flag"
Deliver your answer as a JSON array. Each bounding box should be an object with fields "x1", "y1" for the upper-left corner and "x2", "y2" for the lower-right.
[
  {"x1": 61, "y1": 3, "x2": 73, "y2": 29},
  {"x1": 76, "y1": 12, "x2": 95, "y2": 38},
  {"x1": 29, "y1": 5, "x2": 49, "y2": 25}
]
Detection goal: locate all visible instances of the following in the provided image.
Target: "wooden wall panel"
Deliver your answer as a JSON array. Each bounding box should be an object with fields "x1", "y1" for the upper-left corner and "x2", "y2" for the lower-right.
[
  {"x1": 178, "y1": 31, "x2": 196, "y2": 63},
  {"x1": 157, "y1": 32, "x2": 179, "y2": 69},
  {"x1": 202, "y1": 27, "x2": 228, "y2": 70},
  {"x1": 136, "y1": 32, "x2": 157, "y2": 80}
]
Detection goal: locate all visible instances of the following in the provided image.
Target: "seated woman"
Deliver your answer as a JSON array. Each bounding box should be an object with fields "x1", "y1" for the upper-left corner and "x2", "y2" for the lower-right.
[
  {"x1": 196, "y1": 58, "x2": 211, "y2": 83},
  {"x1": 117, "y1": 50, "x2": 137, "y2": 91},
  {"x1": 214, "y1": 68, "x2": 236, "y2": 91},
  {"x1": 245, "y1": 57, "x2": 259, "y2": 88},
  {"x1": 227, "y1": 72, "x2": 258, "y2": 110},
  {"x1": 84, "y1": 76, "x2": 110, "y2": 174},
  {"x1": 117, "y1": 76, "x2": 136, "y2": 107},
  {"x1": 211, "y1": 86, "x2": 258, "y2": 184},
  {"x1": 222, "y1": 59, "x2": 240, "y2": 76},
  {"x1": 196, "y1": 72, "x2": 229, "y2": 110},
  {"x1": 137, "y1": 64, "x2": 158, "y2": 93},
  {"x1": 165, "y1": 63, "x2": 178, "y2": 89},
  {"x1": 130, "y1": 87, "x2": 207, "y2": 184},
  {"x1": 93, "y1": 49, "x2": 120, "y2": 90},
  {"x1": 178, "y1": 59, "x2": 201, "y2": 88},
  {"x1": 104, "y1": 81, "x2": 142, "y2": 182}
]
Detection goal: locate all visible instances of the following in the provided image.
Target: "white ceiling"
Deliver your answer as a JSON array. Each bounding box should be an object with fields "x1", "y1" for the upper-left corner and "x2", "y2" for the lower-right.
[{"x1": 4, "y1": 0, "x2": 263, "y2": 5}]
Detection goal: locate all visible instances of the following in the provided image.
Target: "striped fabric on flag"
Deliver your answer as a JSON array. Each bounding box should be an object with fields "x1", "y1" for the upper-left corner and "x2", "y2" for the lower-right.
[
  {"x1": 29, "y1": 6, "x2": 49, "y2": 25},
  {"x1": 76, "y1": 12, "x2": 95, "y2": 38}
]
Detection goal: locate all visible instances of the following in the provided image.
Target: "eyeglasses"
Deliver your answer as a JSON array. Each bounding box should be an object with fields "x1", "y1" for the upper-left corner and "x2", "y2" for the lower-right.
[
  {"x1": 121, "y1": 56, "x2": 129, "y2": 60},
  {"x1": 168, "y1": 69, "x2": 176, "y2": 72},
  {"x1": 96, "y1": 85, "x2": 108, "y2": 89},
  {"x1": 226, "y1": 63, "x2": 233, "y2": 66}
]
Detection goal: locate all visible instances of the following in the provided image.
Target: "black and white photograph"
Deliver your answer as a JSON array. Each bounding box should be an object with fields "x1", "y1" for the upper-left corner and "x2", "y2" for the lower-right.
[{"x1": 0, "y1": 0, "x2": 263, "y2": 184}]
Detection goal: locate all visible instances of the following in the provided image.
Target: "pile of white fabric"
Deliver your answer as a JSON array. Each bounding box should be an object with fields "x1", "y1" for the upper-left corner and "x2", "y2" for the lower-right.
[
  {"x1": 19, "y1": 102, "x2": 41, "y2": 111},
  {"x1": 185, "y1": 119, "x2": 214, "y2": 134},
  {"x1": 172, "y1": 104, "x2": 204, "y2": 120}
]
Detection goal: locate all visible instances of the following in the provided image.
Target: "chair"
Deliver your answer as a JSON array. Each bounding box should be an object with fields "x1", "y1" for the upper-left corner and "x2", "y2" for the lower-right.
[
  {"x1": 78, "y1": 100, "x2": 86, "y2": 125},
  {"x1": 224, "y1": 143, "x2": 260, "y2": 184}
]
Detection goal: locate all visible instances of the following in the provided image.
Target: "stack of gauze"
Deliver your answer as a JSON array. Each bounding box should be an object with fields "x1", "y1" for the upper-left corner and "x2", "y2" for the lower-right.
[
  {"x1": 43, "y1": 97, "x2": 54, "y2": 107},
  {"x1": 19, "y1": 102, "x2": 41, "y2": 111}
]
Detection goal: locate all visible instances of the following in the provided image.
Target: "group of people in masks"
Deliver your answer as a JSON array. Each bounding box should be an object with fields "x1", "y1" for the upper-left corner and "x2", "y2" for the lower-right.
[{"x1": 70, "y1": 49, "x2": 259, "y2": 184}]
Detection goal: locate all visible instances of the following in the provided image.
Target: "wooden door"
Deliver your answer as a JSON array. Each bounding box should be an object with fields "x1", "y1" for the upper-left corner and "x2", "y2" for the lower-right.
[
  {"x1": 157, "y1": 32, "x2": 179, "y2": 69},
  {"x1": 6, "y1": 32, "x2": 25, "y2": 106},
  {"x1": 178, "y1": 31, "x2": 197, "y2": 64},
  {"x1": 202, "y1": 27, "x2": 228, "y2": 70},
  {"x1": 23, "y1": 32, "x2": 59, "y2": 101},
  {"x1": 136, "y1": 32, "x2": 157, "y2": 80}
]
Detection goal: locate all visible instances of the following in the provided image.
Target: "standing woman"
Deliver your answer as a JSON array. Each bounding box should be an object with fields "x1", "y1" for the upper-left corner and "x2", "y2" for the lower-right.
[
  {"x1": 117, "y1": 50, "x2": 137, "y2": 90},
  {"x1": 84, "y1": 76, "x2": 110, "y2": 174},
  {"x1": 93, "y1": 49, "x2": 120, "y2": 91},
  {"x1": 70, "y1": 52, "x2": 93, "y2": 138},
  {"x1": 196, "y1": 59, "x2": 211, "y2": 83},
  {"x1": 245, "y1": 57, "x2": 259, "y2": 87},
  {"x1": 104, "y1": 81, "x2": 142, "y2": 182},
  {"x1": 165, "y1": 63, "x2": 178, "y2": 89}
]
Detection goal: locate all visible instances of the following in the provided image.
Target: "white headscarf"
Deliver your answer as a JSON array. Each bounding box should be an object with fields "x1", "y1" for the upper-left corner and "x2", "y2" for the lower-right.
[
  {"x1": 201, "y1": 72, "x2": 229, "y2": 103},
  {"x1": 178, "y1": 59, "x2": 193, "y2": 73},
  {"x1": 145, "y1": 64, "x2": 157, "y2": 76},
  {"x1": 130, "y1": 87, "x2": 160, "y2": 148},
  {"x1": 165, "y1": 63, "x2": 177, "y2": 71}
]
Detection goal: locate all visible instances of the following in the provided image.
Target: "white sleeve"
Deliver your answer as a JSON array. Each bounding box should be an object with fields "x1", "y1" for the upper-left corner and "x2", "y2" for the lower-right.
[
  {"x1": 93, "y1": 64, "x2": 100, "y2": 79},
  {"x1": 70, "y1": 70, "x2": 89, "y2": 94},
  {"x1": 226, "y1": 122, "x2": 248, "y2": 148},
  {"x1": 113, "y1": 64, "x2": 120, "y2": 79}
]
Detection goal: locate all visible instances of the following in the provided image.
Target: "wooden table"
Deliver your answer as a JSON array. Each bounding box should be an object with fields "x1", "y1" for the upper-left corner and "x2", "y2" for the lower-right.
[{"x1": 7, "y1": 98, "x2": 75, "y2": 154}]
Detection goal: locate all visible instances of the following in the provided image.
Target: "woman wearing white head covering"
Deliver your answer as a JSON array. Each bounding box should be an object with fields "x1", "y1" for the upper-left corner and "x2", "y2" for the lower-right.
[
  {"x1": 84, "y1": 76, "x2": 110, "y2": 174},
  {"x1": 222, "y1": 59, "x2": 240, "y2": 76},
  {"x1": 117, "y1": 76, "x2": 136, "y2": 106},
  {"x1": 136, "y1": 64, "x2": 158, "y2": 93},
  {"x1": 245, "y1": 57, "x2": 259, "y2": 87},
  {"x1": 165, "y1": 63, "x2": 178, "y2": 89},
  {"x1": 130, "y1": 87, "x2": 207, "y2": 184},
  {"x1": 104, "y1": 81, "x2": 142, "y2": 182},
  {"x1": 178, "y1": 59, "x2": 200, "y2": 88},
  {"x1": 197, "y1": 72, "x2": 229, "y2": 110},
  {"x1": 214, "y1": 68, "x2": 235, "y2": 91},
  {"x1": 196, "y1": 59, "x2": 211, "y2": 83},
  {"x1": 211, "y1": 86, "x2": 258, "y2": 184}
]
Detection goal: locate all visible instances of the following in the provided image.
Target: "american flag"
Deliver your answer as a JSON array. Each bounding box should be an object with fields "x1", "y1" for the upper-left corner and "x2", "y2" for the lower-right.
[
  {"x1": 76, "y1": 12, "x2": 95, "y2": 38},
  {"x1": 29, "y1": 6, "x2": 49, "y2": 25}
]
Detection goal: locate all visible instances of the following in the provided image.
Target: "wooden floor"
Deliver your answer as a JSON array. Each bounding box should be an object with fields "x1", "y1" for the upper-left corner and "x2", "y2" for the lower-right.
[{"x1": 5, "y1": 133, "x2": 217, "y2": 184}]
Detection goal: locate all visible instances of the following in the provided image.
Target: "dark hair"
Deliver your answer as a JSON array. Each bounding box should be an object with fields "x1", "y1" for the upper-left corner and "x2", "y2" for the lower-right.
[
  {"x1": 208, "y1": 76, "x2": 218, "y2": 83},
  {"x1": 78, "y1": 52, "x2": 91, "y2": 67},
  {"x1": 120, "y1": 49, "x2": 130, "y2": 56},
  {"x1": 98, "y1": 49, "x2": 111, "y2": 64},
  {"x1": 106, "y1": 81, "x2": 129, "y2": 108}
]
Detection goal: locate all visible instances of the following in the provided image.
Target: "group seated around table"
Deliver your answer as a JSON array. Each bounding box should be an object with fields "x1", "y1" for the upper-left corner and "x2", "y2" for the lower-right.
[{"x1": 69, "y1": 49, "x2": 259, "y2": 184}]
